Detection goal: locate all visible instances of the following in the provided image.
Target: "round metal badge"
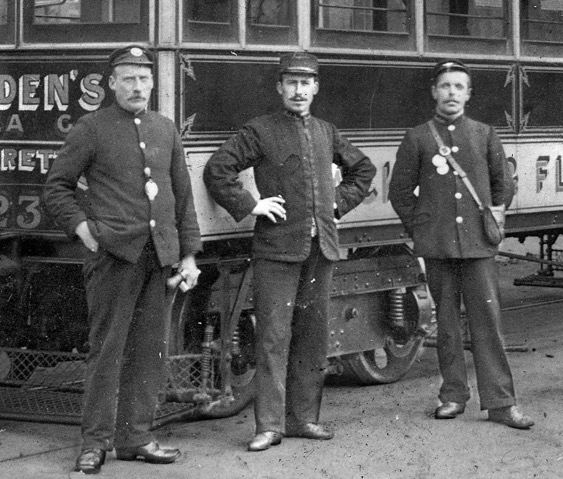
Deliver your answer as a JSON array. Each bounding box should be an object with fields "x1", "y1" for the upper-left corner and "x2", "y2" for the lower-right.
[
  {"x1": 437, "y1": 164, "x2": 450, "y2": 175},
  {"x1": 432, "y1": 154, "x2": 447, "y2": 167},
  {"x1": 145, "y1": 179, "x2": 159, "y2": 201}
]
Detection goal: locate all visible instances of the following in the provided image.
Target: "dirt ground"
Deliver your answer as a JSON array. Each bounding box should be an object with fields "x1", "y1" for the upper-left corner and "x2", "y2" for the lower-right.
[{"x1": 2, "y1": 238, "x2": 563, "y2": 479}]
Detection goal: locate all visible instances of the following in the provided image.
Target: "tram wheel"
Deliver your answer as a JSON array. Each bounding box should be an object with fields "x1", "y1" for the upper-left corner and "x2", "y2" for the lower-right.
[
  {"x1": 342, "y1": 284, "x2": 431, "y2": 384},
  {"x1": 343, "y1": 335, "x2": 424, "y2": 384}
]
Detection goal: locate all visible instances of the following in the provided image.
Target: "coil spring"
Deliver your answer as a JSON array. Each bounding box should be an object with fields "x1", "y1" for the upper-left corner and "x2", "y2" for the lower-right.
[
  {"x1": 200, "y1": 324, "x2": 214, "y2": 387},
  {"x1": 231, "y1": 324, "x2": 249, "y2": 375},
  {"x1": 231, "y1": 326, "x2": 241, "y2": 355},
  {"x1": 389, "y1": 289, "x2": 406, "y2": 329}
]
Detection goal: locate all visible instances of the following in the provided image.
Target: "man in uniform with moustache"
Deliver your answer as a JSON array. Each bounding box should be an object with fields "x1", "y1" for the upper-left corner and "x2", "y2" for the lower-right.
[
  {"x1": 45, "y1": 45, "x2": 201, "y2": 474},
  {"x1": 389, "y1": 60, "x2": 534, "y2": 430},
  {"x1": 203, "y1": 52, "x2": 376, "y2": 451}
]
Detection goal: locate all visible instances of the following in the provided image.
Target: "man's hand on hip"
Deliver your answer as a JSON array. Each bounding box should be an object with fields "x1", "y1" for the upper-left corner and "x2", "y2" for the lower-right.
[{"x1": 251, "y1": 196, "x2": 286, "y2": 223}]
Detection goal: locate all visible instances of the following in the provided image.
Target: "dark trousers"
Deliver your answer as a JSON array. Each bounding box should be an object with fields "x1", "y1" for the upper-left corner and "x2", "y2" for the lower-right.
[
  {"x1": 425, "y1": 257, "x2": 516, "y2": 410},
  {"x1": 81, "y1": 242, "x2": 171, "y2": 450},
  {"x1": 253, "y1": 238, "x2": 333, "y2": 434}
]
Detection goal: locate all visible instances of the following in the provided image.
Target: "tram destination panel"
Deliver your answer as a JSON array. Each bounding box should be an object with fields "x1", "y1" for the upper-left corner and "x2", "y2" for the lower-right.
[{"x1": 0, "y1": 58, "x2": 108, "y2": 236}]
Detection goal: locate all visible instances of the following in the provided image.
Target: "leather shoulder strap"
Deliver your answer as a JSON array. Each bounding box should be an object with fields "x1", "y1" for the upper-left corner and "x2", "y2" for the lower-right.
[{"x1": 427, "y1": 120, "x2": 483, "y2": 210}]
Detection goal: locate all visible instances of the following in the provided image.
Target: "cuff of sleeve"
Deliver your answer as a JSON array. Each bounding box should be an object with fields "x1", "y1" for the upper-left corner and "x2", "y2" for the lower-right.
[
  {"x1": 180, "y1": 240, "x2": 203, "y2": 259},
  {"x1": 231, "y1": 193, "x2": 258, "y2": 223},
  {"x1": 67, "y1": 212, "x2": 88, "y2": 239}
]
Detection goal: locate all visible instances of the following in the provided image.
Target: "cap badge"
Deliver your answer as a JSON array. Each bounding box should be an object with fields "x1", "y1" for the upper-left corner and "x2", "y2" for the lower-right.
[{"x1": 130, "y1": 47, "x2": 143, "y2": 57}]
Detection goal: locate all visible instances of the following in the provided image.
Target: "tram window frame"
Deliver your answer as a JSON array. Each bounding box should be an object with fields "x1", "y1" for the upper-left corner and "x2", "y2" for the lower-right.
[
  {"x1": 22, "y1": 0, "x2": 150, "y2": 44},
  {"x1": 246, "y1": 1, "x2": 298, "y2": 45},
  {"x1": 521, "y1": 0, "x2": 563, "y2": 57},
  {"x1": 182, "y1": 0, "x2": 299, "y2": 46},
  {"x1": 183, "y1": 0, "x2": 238, "y2": 44},
  {"x1": 0, "y1": 0, "x2": 15, "y2": 45},
  {"x1": 311, "y1": 0, "x2": 415, "y2": 51},
  {"x1": 425, "y1": 0, "x2": 512, "y2": 56}
]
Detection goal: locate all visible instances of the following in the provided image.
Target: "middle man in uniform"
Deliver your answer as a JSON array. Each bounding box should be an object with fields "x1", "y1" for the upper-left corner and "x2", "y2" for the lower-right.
[{"x1": 204, "y1": 52, "x2": 376, "y2": 451}]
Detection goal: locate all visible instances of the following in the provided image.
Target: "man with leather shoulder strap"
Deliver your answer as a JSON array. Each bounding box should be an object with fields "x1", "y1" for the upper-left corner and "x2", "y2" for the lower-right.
[{"x1": 389, "y1": 59, "x2": 533, "y2": 430}]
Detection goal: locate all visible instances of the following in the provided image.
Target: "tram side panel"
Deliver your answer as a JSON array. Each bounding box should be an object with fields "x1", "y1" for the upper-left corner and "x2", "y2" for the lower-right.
[
  {"x1": 503, "y1": 141, "x2": 563, "y2": 235},
  {"x1": 189, "y1": 140, "x2": 563, "y2": 241},
  {"x1": 186, "y1": 144, "x2": 400, "y2": 241}
]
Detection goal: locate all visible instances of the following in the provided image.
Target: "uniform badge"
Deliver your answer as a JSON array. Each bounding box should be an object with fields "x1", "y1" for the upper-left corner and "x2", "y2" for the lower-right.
[
  {"x1": 437, "y1": 164, "x2": 450, "y2": 175},
  {"x1": 432, "y1": 155, "x2": 447, "y2": 167},
  {"x1": 145, "y1": 179, "x2": 159, "y2": 201}
]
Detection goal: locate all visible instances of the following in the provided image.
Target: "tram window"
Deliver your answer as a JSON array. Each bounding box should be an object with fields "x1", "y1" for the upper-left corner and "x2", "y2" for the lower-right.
[
  {"x1": 183, "y1": 1, "x2": 297, "y2": 45},
  {"x1": 317, "y1": 0, "x2": 407, "y2": 33},
  {"x1": 522, "y1": 0, "x2": 563, "y2": 56},
  {"x1": 312, "y1": 1, "x2": 414, "y2": 50},
  {"x1": 33, "y1": 0, "x2": 140, "y2": 24},
  {"x1": 183, "y1": 0, "x2": 237, "y2": 43},
  {"x1": 0, "y1": 0, "x2": 14, "y2": 44},
  {"x1": 425, "y1": 0, "x2": 510, "y2": 55},
  {"x1": 1, "y1": 1, "x2": 7, "y2": 24},
  {"x1": 23, "y1": 0, "x2": 149, "y2": 43},
  {"x1": 247, "y1": 1, "x2": 297, "y2": 44}
]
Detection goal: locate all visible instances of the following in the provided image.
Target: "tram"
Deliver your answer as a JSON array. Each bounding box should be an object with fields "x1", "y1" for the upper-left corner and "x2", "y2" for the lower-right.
[{"x1": 1, "y1": 1, "x2": 563, "y2": 425}]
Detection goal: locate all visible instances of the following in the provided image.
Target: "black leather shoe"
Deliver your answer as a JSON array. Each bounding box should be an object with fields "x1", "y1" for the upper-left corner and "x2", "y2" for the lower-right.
[
  {"x1": 488, "y1": 406, "x2": 534, "y2": 429},
  {"x1": 435, "y1": 402, "x2": 466, "y2": 419},
  {"x1": 74, "y1": 448, "x2": 106, "y2": 475},
  {"x1": 116, "y1": 441, "x2": 181, "y2": 464},
  {"x1": 285, "y1": 423, "x2": 334, "y2": 440},
  {"x1": 247, "y1": 431, "x2": 283, "y2": 451}
]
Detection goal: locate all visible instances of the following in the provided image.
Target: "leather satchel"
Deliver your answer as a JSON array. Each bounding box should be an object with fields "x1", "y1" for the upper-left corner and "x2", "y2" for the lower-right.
[
  {"x1": 427, "y1": 121, "x2": 504, "y2": 246},
  {"x1": 480, "y1": 205, "x2": 503, "y2": 246}
]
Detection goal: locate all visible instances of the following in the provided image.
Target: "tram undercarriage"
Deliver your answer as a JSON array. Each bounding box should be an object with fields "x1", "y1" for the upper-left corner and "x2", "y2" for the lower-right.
[{"x1": 0, "y1": 241, "x2": 432, "y2": 426}]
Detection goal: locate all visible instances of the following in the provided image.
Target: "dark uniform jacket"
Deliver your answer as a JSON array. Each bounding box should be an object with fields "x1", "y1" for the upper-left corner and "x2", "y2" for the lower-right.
[
  {"x1": 389, "y1": 115, "x2": 514, "y2": 259},
  {"x1": 44, "y1": 103, "x2": 201, "y2": 265},
  {"x1": 203, "y1": 111, "x2": 376, "y2": 262}
]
